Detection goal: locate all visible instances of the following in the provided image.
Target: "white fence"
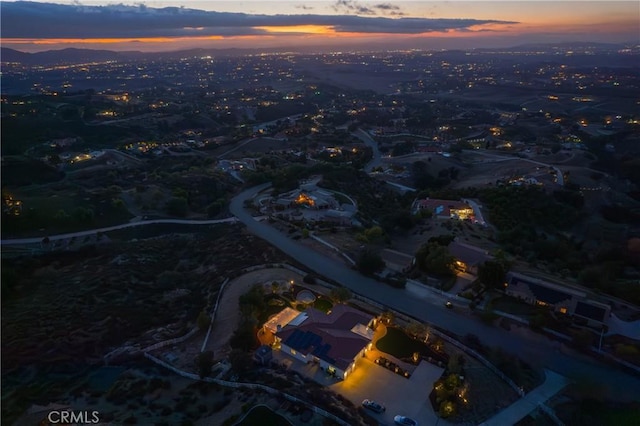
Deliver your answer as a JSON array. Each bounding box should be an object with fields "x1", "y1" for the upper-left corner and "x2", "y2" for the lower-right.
[{"x1": 201, "y1": 277, "x2": 230, "y2": 352}]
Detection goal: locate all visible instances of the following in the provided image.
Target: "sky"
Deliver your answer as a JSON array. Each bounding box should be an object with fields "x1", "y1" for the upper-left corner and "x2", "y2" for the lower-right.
[{"x1": 1, "y1": 1, "x2": 638, "y2": 52}]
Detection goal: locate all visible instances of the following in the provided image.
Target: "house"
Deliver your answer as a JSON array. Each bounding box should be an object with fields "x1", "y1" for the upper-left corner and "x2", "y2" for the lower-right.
[
  {"x1": 505, "y1": 272, "x2": 585, "y2": 314},
  {"x1": 504, "y1": 272, "x2": 611, "y2": 326},
  {"x1": 447, "y1": 241, "x2": 492, "y2": 275},
  {"x1": 322, "y1": 209, "x2": 355, "y2": 226},
  {"x1": 275, "y1": 189, "x2": 338, "y2": 210},
  {"x1": 271, "y1": 305, "x2": 375, "y2": 379},
  {"x1": 413, "y1": 198, "x2": 474, "y2": 220},
  {"x1": 573, "y1": 300, "x2": 611, "y2": 327}
]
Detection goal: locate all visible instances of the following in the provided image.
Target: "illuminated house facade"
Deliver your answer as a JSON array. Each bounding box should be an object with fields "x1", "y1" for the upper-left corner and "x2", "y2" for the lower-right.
[
  {"x1": 413, "y1": 198, "x2": 474, "y2": 220},
  {"x1": 266, "y1": 305, "x2": 375, "y2": 379},
  {"x1": 447, "y1": 240, "x2": 492, "y2": 275}
]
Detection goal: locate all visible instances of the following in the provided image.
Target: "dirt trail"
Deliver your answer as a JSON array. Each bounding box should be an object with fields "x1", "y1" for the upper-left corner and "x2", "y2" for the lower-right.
[{"x1": 205, "y1": 268, "x2": 303, "y2": 357}]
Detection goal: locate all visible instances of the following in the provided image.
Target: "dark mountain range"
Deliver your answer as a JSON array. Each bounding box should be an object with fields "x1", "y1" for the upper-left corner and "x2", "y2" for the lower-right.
[
  {"x1": 1, "y1": 47, "x2": 134, "y2": 65},
  {"x1": 1, "y1": 41, "x2": 635, "y2": 67}
]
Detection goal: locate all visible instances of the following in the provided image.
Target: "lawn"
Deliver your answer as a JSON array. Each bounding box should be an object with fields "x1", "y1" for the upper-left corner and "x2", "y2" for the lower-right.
[
  {"x1": 376, "y1": 327, "x2": 430, "y2": 359},
  {"x1": 313, "y1": 297, "x2": 333, "y2": 313},
  {"x1": 491, "y1": 296, "x2": 537, "y2": 317},
  {"x1": 238, "y1": 405, "x2": 292, "y2": 426},
  {"x1": 260, "y1": 295, "x2": 291, "y2": 323}
]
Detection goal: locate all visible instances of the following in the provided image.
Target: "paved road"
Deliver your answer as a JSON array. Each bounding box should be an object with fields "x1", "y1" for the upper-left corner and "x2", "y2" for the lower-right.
[
  {"x1": 1, "y1": 217, "x2": 238, "y2": 245},
  {"x1": 352, "y1": 129, "x2": 381, "y2": 172},
  {"x1": 230, "y1": 184, "x2": 640, "y2": 401}
]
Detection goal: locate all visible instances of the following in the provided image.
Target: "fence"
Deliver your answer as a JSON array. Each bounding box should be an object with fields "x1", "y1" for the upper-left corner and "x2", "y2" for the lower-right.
[
  {"x1": 201, "y1": 277, "x2": 230, "y2": 352},
  {"x1": 144, "y1": 353, "x2": 350, "y2": 426},
  {"x1": 539, "y1": 403, "x2": 565, "y2": 426},
  {"x1": 309, "y1": 234, "x2": 356, "y2": 265}
]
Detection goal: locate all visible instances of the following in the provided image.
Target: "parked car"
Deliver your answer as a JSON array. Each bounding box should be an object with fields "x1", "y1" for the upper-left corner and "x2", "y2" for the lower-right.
[
  {"x1": 445, "y1": 301, "x2": 453, "y2": 309},
  {"x1": 362, "y1": 399, "x2": 385, "y2": 413},
  {"x1": 394, "y1": 415, "x2": 418, "y2": 426}
]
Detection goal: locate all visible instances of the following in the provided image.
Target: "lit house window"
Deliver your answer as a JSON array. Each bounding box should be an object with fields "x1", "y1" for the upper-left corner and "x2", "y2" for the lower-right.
[{"x1": 559, "y1": 307, "x2": 567, "y2": 314}]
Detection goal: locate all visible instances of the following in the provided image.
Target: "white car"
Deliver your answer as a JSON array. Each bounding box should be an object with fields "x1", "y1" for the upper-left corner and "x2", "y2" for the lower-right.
[
  {"x1": 394, "y1": 415, "x2": 418, "y2": 426},
  {"x1": 362, "y1": 399, "x2": 385, "y2": 413}
]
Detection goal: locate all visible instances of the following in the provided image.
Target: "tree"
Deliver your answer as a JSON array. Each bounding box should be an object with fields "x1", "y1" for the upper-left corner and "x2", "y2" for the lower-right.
[
  {"x1": 329, "y1": 287, "x2": 352, "y2": 303},
  {"x1": 357, "y1": 248, "x2": 385, "y2": 275},
  {"x1": 157, "y1": 270, "x2": 183, "y2": 289},
  {"x1": 197, "y1": 351, "x2": 214, "y2": 378},
  {"x1": 447, "y1": 354, "x2": 464, "y2": 375},
  {"x1": 73, "y1": 207, "x2": 94, "y2": 223},
  {"x1": 165, "y1": 197, "x2": 188, "y2": 217},
  {"x1": 415, "y1": 243, "x2": 455, "y2": 277},
  {"x1": 197, "y1": 310, "x2": 210, "y2": 331},
  {"x1": 229, "y1": 324, "x2": 258, "y2": 351},
  {"x1": 411, "y1": 160, "x2": 434, "y2": 189},
  {"x1": 572, "y1": 329, "x2": 595, "y2": 350},
  {"x1": 112, "y1": 198, "x2": 126, "y2": 210},
  {"x1": 361, "y1": 225, "x2": 386, "y2": 243},
  {"x1": 380, "y1": 310, "x2": 395, "y2": 325},
  {"x1": 54, "y1": 209, "x2": 70, "y2": 222},
  {"x1": 207, "y1": 199, "x2": 225, "y2": 217},
  {"x1": 48, "y1": 154, "x2": 61, "y2": 165},
  {"x1": 229, "y1": 349, "x2": 253, "y2": 373},
  {"x1": 405, "y1": 322, "x2": 429, "y2": 342},
  {"x1": 477, "y1": 260, "x2": 507, "y2": 290}
]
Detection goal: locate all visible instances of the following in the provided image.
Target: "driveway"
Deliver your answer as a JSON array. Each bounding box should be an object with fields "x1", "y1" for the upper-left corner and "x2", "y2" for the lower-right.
[{"x1": 331, "y1": 356, "x2": 445, "y2": 426}]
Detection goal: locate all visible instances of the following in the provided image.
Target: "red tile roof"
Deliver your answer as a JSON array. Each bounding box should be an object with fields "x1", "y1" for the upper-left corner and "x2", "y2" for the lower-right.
[
  {"x1": 276, "y1": 305, "x2": 373, "y2": 370},
  {"x1": 415, "y1": 199, "x2": 471, "y2": 218}
]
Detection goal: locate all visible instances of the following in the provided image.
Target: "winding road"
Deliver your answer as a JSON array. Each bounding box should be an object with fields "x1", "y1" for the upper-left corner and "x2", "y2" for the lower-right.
[
  {"x1": 464, "y1": 149, "x2": 565, "y2": 186},
  {"x1": 352, "y1": 128, "x2": 382, "y2": 172},
  {"x1": 0, "y1": 217, "x2": 238, "y2": 245},
  {"x1": 3, "y1": 183, "x2": 639, "y2": 400},
  {"x1": 230, "y1": 183, "x2": 640, "y2": 401}
]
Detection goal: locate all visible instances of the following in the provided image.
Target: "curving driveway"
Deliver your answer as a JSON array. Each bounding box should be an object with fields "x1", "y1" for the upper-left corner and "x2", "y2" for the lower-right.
[{"x1": 230, "y1": 183, "x2": 640, "y2": 402}]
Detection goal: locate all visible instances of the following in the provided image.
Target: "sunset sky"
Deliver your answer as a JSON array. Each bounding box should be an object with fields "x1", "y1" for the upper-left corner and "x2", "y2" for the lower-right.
[{"x1": 1, "y1": 1, "x2": 638, "y2": 52}]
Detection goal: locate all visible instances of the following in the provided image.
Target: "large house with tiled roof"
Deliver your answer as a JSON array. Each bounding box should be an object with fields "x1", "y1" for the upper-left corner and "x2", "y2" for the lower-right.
[{"x1": 269, "y1": 305, "x2": 375, "y2": 379}]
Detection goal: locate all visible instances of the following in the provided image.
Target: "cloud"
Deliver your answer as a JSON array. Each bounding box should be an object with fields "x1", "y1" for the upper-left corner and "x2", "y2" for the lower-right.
[
  {"x1": 374, "y1": 3, "x2": 400, "y2": 12},
  {"x1": 0, "y1": 1, "x2": 518, "y2": 39},
  {"x1": 333, "y1": 0, "x2": 376, "y2": 16}
]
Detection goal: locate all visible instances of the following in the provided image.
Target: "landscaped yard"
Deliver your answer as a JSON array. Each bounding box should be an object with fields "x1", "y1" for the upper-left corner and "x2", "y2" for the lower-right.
[
  {"x1": 313, "y1": 297, "x2": 333, "y2": 313},
  {"x1": 376, "y1": 327, "x2": 430, "y2": 359},
  {"x1": 491, "y1": 296, "x2": 537, "y2": 317},
  {"x1": 260, "y1": 295, "x2": 292, "y2": 323},
  {"x1": 238, "y1": 405, "x2": 292, "y2": 426}
]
